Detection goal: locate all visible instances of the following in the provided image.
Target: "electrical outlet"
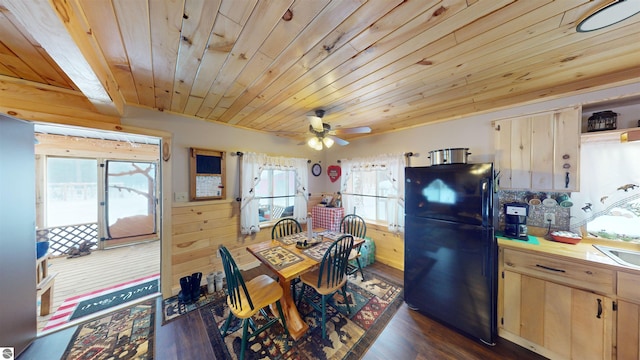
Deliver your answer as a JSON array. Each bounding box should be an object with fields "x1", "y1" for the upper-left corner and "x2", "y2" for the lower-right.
[{"x1": 544, "y1": 213, "x2": 556, "y2": 225}]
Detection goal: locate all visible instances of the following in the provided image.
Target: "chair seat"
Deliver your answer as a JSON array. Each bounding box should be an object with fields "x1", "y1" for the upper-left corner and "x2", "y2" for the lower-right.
[
  {"x1": 300, "y1": 265, "x2": 348, "y2": 296},
  {"x1": 227, "y1": 274, "x2": 283, "y2": 319}
]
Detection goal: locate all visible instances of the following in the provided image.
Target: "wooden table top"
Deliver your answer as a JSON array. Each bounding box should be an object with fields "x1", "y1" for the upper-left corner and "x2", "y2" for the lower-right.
[{"x1": 246, "y1": 231, "x2": 363, "y2": 281}]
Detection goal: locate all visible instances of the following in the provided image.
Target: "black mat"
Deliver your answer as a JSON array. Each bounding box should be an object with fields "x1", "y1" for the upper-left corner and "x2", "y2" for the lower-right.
[{"x1": 70, "y1": 278, "x2": 159, "y2": 320}]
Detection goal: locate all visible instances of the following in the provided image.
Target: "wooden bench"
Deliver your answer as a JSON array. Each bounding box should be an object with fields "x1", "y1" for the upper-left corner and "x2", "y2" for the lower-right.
[{"x1": 36, "y1": 256, "x2": 57, "y2": 316}]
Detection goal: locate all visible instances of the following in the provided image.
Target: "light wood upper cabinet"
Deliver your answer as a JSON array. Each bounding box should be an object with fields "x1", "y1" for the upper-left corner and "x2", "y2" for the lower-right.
[{"x1": 494, "y1": 106, "x2": 581, "y2": 191}]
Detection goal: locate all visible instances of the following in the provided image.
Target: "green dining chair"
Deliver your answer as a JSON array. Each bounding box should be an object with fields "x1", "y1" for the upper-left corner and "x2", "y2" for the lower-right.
[
  {"x1": 271, "y1": 217, "x2": 303, "y2": 302},
  {"x1": 219, "y1": 245, "x2": 289, "y2": 360},
  {"x1": 340, "y1": 214, "x2": 367, "y2": 281},
  {"x1": 297, "y1": 235, "x2": 354, "y2": 339}
]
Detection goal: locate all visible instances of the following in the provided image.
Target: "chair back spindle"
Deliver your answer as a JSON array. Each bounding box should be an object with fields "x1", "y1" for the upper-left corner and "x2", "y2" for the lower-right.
[
  {"x1": 316, "y1": 235, "x2": 354, "y2": 289},
  {"x1": 271, "y1": 218, "x2": 302, "y2": 239},
  {"x1": 219, "y1": 246, "x2": 254, "y2": 311},
  {"x1": 340, "y1": 214, "x2": 367, "y2": 238}
]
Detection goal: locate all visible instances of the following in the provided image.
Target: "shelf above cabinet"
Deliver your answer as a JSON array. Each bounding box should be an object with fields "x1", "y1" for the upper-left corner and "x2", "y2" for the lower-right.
[{"x1": 581, "y1": 128, "x2": 640, "y2": 143}]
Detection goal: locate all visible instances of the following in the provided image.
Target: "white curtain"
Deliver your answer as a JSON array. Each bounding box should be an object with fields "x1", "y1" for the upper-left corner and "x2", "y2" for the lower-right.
[
  {"x1": 340, "y1": 153, "x2": 405, "y2": 233},
  {"x1": 570, "y1": 140, "x2": 640, "y2": 233},
  {"x1": 240, "y1": 152, "x2": 309, "y2": 235}
]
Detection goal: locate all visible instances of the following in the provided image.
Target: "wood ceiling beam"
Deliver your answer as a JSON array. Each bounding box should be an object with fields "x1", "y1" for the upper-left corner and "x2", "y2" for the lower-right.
[
  {"x1": 0, "y1": 75, "x2": 120, "y2": 125},
  {"x1": 3, "y1": 0, "x2": 124, "y2": 116}
]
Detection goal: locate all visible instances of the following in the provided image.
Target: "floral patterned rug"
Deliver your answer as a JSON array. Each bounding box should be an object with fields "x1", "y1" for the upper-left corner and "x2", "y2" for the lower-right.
[
  {"x1": 61, "y1": 299, "x2": 155, "y2": 359},
  {"x1": 200, "y1": 271, "x2": 403, "y2": 360}
]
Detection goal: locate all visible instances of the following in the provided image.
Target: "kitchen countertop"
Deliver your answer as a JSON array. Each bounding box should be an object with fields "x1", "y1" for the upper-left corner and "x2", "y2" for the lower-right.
[{"x1": 498, "y1": 235, "x2": 640, "y2": 275}]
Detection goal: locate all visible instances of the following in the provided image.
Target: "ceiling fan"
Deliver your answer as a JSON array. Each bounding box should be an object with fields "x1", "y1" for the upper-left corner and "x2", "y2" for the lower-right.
[{"x1": 306, "y1": 109, "x2": 371, "y2": 150}]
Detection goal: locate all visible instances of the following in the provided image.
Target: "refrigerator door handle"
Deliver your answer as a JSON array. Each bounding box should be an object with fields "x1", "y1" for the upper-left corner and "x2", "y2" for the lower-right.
[{"x1": 481, "y1": 178, "x2": 490, "y2": 227}]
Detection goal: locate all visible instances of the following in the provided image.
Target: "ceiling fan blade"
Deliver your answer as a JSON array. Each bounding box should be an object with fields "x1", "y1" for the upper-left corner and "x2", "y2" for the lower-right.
[
  {"x1": 332, "y1": 126, "x2": 371, "y2": 135},
  {"x1": 329, "y1": 135, "x2": 349, "y2": 146},
  {"x1": 307, "y1": 115, "x2": 324, "y2": 132}
]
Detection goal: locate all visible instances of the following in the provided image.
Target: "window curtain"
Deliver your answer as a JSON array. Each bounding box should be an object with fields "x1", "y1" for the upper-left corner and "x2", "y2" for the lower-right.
[
  {"x1": 240, "y1": 152, "x2": 308, "y2": 235},
  {"x1": 340, "y1": 153, "x2": 405, "y2": 233},
  {"x1": 570, "y1": 139, "x2": 640, "y2": 232}
]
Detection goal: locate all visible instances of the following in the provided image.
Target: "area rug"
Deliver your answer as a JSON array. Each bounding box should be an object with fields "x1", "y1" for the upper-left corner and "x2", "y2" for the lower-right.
[
  {"x1": 44, "y1": 273, "x2": 160, "y2": 332},
  {"x1": 200, "y1": 271, "x2": 403, "y2": 360},
  {"x1": 61, "y1": 299, "x2": 155, "y2": 359}
]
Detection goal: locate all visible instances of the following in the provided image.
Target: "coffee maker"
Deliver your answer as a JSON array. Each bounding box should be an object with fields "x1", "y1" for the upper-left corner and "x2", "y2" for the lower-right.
[{"x1": 504, "y1": 203, "x2": 529, "y2": 239}]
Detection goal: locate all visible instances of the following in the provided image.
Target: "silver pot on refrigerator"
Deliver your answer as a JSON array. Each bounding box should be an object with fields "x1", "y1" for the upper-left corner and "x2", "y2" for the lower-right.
[{"x1": 428, "y1": 148, "x2": 471, "y2": 165}]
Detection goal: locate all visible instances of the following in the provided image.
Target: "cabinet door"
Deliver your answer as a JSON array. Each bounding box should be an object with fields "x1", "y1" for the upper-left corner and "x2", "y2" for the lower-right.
[
  {"x1": 553, "y1": 107, "x2": 580, "y2": 191},
  {"x1": 501, "y1": 271, "x2": 612, "y2": 359},
  {"x1": 617, "y1": 300, "x2": 640, "y2": 359},
  {"x1": 493, "y1": 106, "x2": 580, "y2": 191},
  {"x1": 571, "y1": 289, "x2": 611, "y2": 360},
  {"x1": 530, "y1": 113, "x2": 554, "y2": 190},
  {"x1": 544, "y1": 281, "x2": 572, "y2": 358},
  {"x1": 494, "y1": 117, "x2": 532, "y2": 189}
]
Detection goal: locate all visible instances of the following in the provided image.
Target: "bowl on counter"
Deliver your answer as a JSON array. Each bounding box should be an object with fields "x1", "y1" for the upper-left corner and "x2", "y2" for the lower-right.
[{"x1": 550, "y1": 231, "x2": 582, "y2": 245}]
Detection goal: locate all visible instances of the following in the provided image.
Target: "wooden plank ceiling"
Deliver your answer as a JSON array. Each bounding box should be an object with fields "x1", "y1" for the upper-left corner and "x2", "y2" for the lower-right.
[{"x1": 1, "y1": 0, "x2": 639, "y2": 142}]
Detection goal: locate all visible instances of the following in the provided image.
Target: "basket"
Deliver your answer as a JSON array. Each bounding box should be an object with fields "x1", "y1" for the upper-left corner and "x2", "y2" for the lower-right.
[{"x1": 587, "y1": 110, "x2": 617, "y2": 132}]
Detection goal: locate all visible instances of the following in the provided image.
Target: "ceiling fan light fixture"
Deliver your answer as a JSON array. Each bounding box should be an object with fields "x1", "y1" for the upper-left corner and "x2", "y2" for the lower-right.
[
  {"x1": 576, "y1": 0, "x2": 640, "y2": 32},
  {"x1": 322, "y1": 137, "x2": 334, "y2": 148},
  {"x1": 308, "y1": 137, "x2": 322, "y2": 150}
]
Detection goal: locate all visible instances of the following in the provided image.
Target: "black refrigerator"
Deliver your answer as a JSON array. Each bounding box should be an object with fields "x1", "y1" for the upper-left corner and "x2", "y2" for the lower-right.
[{"x1": 404, "y1": 163, "x2": 496, "y2": 345}]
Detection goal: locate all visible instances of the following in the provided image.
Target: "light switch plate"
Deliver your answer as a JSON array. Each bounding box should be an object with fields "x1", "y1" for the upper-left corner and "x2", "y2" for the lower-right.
[{"x1": 174, "y1": 192, "x2": 188, "y2": 202}]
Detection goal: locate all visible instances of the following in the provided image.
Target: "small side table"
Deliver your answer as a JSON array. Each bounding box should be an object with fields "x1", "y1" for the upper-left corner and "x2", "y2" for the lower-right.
[{"x1": 311, "y1": 206, "x2": 344, "y2": 232}]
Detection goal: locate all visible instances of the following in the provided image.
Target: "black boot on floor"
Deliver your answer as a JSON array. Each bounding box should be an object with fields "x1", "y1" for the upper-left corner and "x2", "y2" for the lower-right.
[
  {"x1": 178, "y1": 276, "x2": 192, "y2": 304},
  {"x1": 190, "y1": 272, "x2": 203, "y2": 301}
]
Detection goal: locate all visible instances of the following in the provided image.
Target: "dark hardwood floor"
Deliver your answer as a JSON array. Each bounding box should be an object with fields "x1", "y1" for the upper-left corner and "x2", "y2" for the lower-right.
[{"x1": 20, "y1": 262, "x2": 547, "y2": 360}]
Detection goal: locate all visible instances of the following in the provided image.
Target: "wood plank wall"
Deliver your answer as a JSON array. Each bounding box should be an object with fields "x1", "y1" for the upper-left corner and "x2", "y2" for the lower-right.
[{"x1": 169, "y1": 195, "x2": 405, "y2": 294}]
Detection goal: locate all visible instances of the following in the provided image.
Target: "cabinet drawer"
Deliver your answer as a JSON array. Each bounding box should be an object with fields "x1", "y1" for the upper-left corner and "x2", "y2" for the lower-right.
[
  {"x1": 503, "y1": 249, "x2": 614, "y2": 294},
  {"x1": 618, "y1": 271, "x2": 640, "y2": 301}
]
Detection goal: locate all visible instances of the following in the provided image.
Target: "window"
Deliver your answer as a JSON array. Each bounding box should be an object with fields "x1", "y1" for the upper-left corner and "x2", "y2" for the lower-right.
[
  {"x1": 256, "y1": 169, "x2": 296, "y2": 223},
  {"x1": 239, "y1": 153, "x2": 308, "y2": 235},
  {"x1": 343, "y1": 171, "x2": 393, "y2": 222},
  {"x1": 340, "y1": 153, "x2": 405, "y2": 233},
  {"x1": 46, "y1": 157, "x2": 98, "y2": 227},
  {"x1": 570, "y1": 139, "x2": 640, "y2": 243}
]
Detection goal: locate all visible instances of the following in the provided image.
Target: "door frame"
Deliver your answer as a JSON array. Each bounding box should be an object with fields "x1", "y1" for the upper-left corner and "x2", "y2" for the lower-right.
[{"x1": 34, "y1": 121, "x2": 174, "y2": 299}]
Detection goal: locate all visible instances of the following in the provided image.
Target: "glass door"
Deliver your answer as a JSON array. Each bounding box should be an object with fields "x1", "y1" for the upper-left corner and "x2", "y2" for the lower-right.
[{"x1": 103, "y1": 160, "x2": 158, "y2": 247}]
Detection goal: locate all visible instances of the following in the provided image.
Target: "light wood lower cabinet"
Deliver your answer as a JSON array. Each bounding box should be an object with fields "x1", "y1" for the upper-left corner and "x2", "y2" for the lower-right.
[
  {"x1": 499, "y1": 248, "x2": 614, "y2": 359},
  {"x1": 617, "y1": 271, "x2": 640, "y2": 359},
  {"x1": 617, "y1": 300, "x2": 640, "y2": 359},
  {"x1": 502, "y1": 271, "x2": 612, "y2": 359}
]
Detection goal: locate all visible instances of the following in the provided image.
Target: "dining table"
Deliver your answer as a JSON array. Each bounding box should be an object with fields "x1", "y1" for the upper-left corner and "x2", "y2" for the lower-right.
[{"x1": 246, "y1": 229, "x2": 364, "y2": 340}]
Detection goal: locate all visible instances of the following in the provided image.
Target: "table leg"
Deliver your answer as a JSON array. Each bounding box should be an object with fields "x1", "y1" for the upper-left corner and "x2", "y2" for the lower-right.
[{"x1": 278, "y1": 276, "x2": 308, "y2": 340}]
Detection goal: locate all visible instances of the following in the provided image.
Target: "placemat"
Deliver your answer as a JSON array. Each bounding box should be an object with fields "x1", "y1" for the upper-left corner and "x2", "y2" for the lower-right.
[
  {"x1": 302, "y1": 241, "x2": 333, "y2": 262},
  {"x1": 277, "y1": 232, "x2": 313, "y2": 246},
  {"x1": 318, "y1": 230, "x2": 343, "y2": 241},
  {"x1": 256, "y1": 246, "x2": 304, "y2": 270}
]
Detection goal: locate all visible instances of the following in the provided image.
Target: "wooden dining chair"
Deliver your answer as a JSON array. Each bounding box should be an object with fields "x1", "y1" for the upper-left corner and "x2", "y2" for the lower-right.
[
  {"x1": 219, "y1": 246, "x2": 289, "y2": 360},
  {"x1": 297, "y1": 235, "x2": 354, "y2": 339},
  {"x1": 271, "y1": 217, "x2": 303, "y2": 301},
  {"x1": 340, "y1": 214, "x2": 367, "y2": 281},
  {"x1": 271, "y1": 217, "x2": 302, "y2": 239}
]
